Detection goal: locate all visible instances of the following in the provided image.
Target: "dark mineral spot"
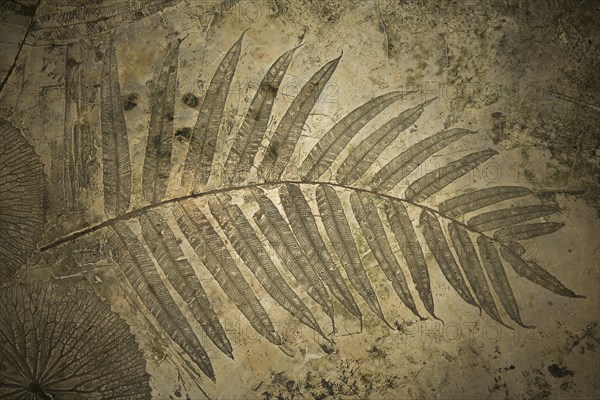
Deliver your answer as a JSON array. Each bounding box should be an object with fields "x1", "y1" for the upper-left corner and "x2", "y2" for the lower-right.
[
  {"x1": 267, "y1": 143, "x2": 278, "y2": 159},
  {"x1": 176, "y1": 127, "x2": 192, "y2": 141},
  {"x1": 548, "y1": 364, "x2": 574, "y2": 378},
  {"x1": 182, "y1": 92, "x2": 199, "y2": 108},
  {"x1": 321, "y1": 378, "x2": 335, "y2": 396},
  {"x1": 66, "y1": 57, "x2": 80, "y2": 69},
  {"x1": 319, "y1": 343, "x2": 335, "y2": 354},
  {"x1": 123, "y1": 93, "x2": 139, "y2": 111},
  {"x1": 367, "y1": 346, "x2": 387, "y2": 360}
]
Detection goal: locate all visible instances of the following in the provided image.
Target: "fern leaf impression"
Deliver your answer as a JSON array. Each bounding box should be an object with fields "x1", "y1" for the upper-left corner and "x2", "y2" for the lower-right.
[
  {"x1": 101, "y1": 39, "x2": 131, "y2": 217},
  {"x1": 28, "y1": 32, "x2": 585, "y2": 385}
]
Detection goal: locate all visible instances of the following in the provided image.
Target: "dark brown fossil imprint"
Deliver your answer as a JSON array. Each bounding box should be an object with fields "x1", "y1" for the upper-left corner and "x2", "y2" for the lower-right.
[
  {"x1": 0, "y1": 281, "x2": 151, "y2": 399},
  {"x1": 37, "y1": 31, "x2": 584, "y2": 385},
  {"x1": 0, "y1": 118, "x2": 46, "y2": 280}
]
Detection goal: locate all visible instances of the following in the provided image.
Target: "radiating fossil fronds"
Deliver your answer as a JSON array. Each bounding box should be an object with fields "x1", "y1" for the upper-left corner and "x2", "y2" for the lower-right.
[
  {"x1": 299, "y1": 91, "x2": 409, "y2": 181},
  {"x1": 0, "y1": 281, "x2": 151, "y2": 399},
  {"x1": 280, "y1": 184, "x2": 362, "y2": 323},
  {"x1": 107, "y1": 221, "x2": 215, "y2": 381},
  {"x1": 251, "y1": 187, "x2": 334, "y2": 321},
  {"x1": 0, "y1": 118, "x2": 46, "y2": 280},
  {"x1": 448, "y1": 222, "x2": 508, "y2": 328},
  {"x1": 336, "y1": 98, "x2": 434, "y2": 185},
  {"x1": 419, "y1": 209, "x2": 478, "y2": 309},
  {"x1": 208, "y1": 195, "x2": 325, "y2": 337},
  {"x1": 385, "y1": 199, "x2": 437, "y2": 319},
  {"x1": 316, "y1": 184, "x2": 387, "y2": 325},
  {"x1": 350, "y1": 192, "x2": 422, "y2": 318},
  {"x1": 372, "y1": 128, "x2": 475, "y2": 191},
  {"x1": 174, "y1": 201, "x2": 281, "y2": 346}
]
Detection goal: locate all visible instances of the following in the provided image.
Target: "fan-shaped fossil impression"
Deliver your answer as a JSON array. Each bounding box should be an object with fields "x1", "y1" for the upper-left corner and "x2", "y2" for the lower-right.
[
  {"x1": 0, "y1": 118, "x2": 46, "y2": 280},
  {"x1": 0, "y1": 281, "x2": 151, "y2": 399}
]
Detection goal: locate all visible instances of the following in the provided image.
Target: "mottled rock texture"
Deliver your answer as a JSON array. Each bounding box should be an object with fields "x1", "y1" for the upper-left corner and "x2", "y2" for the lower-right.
[{"x1": 0, "y1": 1, "x2": 598, "y2": 399}]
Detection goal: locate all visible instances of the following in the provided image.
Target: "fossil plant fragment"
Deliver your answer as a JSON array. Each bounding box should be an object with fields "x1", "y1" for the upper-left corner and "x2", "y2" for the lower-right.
[{"x1": 0, "y1": 281, "x2": 151, "y2": 399}]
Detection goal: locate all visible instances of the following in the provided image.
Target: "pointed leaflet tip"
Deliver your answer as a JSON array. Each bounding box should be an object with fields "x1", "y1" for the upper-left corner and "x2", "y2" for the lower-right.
[
  {"x1": 208, "y1": 372, "x2": 216, "y2": 383},
  {"x1": 327, "y1": 51, "x2": 343, "y2": 65},
  {"x1": 177, "y1": 33, "x2": 189, "y2": 44},
  {"x1": 240, "y1": 28, "x2": 251, "y2": 40},
  {"x1": 519, "y1": 321, "x2": 536, "y2": 330},
  {"x1": 379, "y1": 314, "x2": 394, "y2": 330},
  {"x1": 315, "y1": 325, "x2": 332, "y2": 343},
  {"x1": 421, "y1": 97, "x2": 437, "y2": 107}
]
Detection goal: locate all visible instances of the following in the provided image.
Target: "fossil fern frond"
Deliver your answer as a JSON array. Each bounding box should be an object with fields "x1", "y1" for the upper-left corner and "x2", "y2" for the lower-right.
[{"x1": 40, "y1": 31, "x2": 584, "y2": 383}]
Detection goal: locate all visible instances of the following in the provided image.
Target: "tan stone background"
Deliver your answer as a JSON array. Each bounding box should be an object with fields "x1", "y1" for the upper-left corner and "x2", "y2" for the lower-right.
[{"x1": 1, "y1": 0, "x2": 599, "y2": 399}]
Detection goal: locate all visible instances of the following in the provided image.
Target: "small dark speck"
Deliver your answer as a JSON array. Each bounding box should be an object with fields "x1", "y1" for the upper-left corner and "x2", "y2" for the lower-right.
[
  {"x1": 182, "y1": 93, "x2": 199, "y2": 108},
  {"x1": 500, "y1": 364, "x2": 516, "y2": 372},
  {"x1": 175, "y1": 127, "x2": 192, "y2": 141},
  {"x1": 66, "y1": 57, "x2": 80, "y2": 69},
  {"x1": 319, "y1": 343, "x2": 335, "y2": 354},
  {"x1": 548, "y1": 364, "x2": 574, "y2": 378},
  {"x1": 267, "y1": 144, "x2": 278, "y2": 159},
  {"x1": 123, "y1": 93, "x2": 139, "y2": 111}
]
